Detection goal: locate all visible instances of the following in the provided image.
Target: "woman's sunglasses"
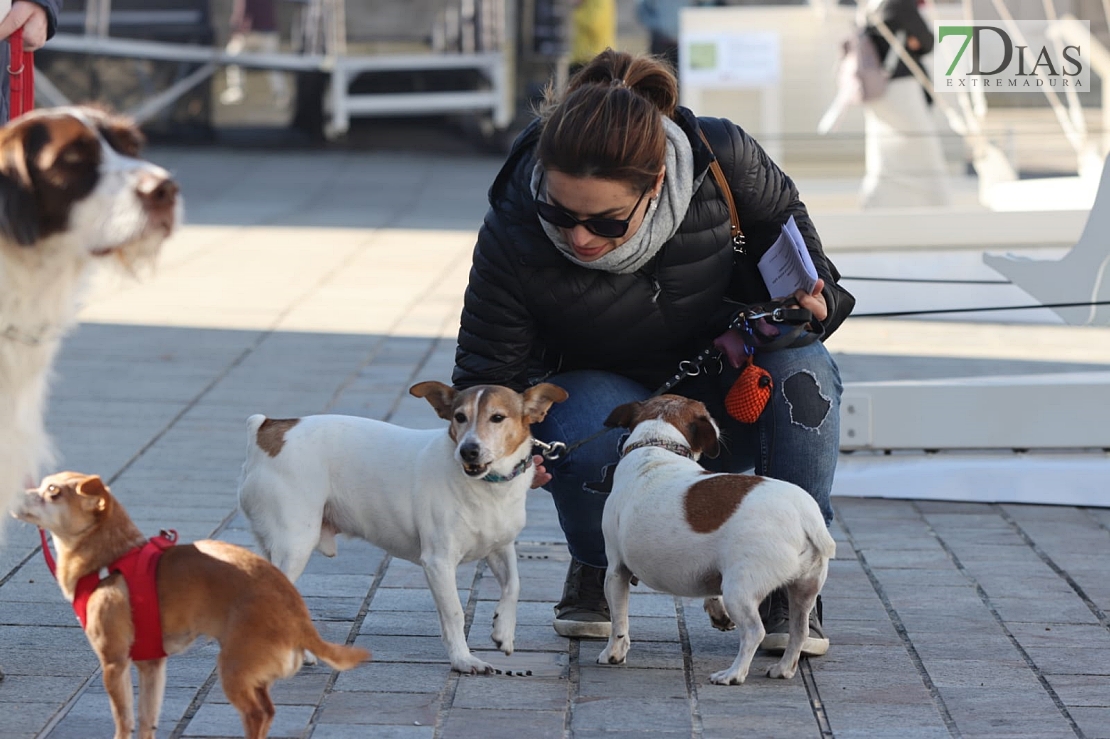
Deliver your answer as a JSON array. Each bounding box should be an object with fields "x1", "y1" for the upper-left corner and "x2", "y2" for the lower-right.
[{"x1": 535, "y1": 175, "x2": 651, "y2": 239}]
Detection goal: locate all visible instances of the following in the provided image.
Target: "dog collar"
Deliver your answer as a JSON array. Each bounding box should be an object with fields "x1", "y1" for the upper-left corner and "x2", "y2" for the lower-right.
[
  {"x1": 482, "y1": 456, "x2": 534, "y2": 483},
  {"x1": 621, "y1": 438, "x2": 695, "y2": 459}
]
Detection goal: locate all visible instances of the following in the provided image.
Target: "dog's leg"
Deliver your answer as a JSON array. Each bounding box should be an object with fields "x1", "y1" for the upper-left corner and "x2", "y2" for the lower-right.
[
  {"x1": 597, "y1": 562, "x2": 634, "y2": 665},
  {"x1": 703, "y1": 596, "x2": 735, "y2": 631},
  {"x1": 101, "y1": 656, "x2": 136, "y2": 739},
  {"x1": 220, "y1": 655, "x2": 276, "y2": 739},
  {"x1": 135, "y1": 658, "x2": 167, "y2": 739},
  {"x1": 711, "y1": 575, "x2": 765, "y2": 685},
  {"x1": 485, "y1": 543, "x2": 519, "y2": 656},
  {"x1": 423, "y1": 556, "x2": 493, "y2": 674},
  {"x1": 767, "y1": 579, "x2": 820, "y2": 680},
  {"x1": 269, "y1": 533, "x2": 317, "y2": 584},
  {"x1": 268, "y1": 537, "x2": 320, "y2": 666}
]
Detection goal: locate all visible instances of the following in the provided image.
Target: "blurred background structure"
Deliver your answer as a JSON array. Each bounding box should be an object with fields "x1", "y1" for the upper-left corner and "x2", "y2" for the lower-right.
[
  {"x1": 26, "y1": 2, "x2": 1109, "y2": 164},
  {"x1": 29, "y1": 1, "x2": 1110, "y2": 184}
]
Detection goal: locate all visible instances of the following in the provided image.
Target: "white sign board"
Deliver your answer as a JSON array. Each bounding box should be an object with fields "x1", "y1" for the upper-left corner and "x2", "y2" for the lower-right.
[{"x1": 680, "y1": 31, "x2": 781, "y2": 89}]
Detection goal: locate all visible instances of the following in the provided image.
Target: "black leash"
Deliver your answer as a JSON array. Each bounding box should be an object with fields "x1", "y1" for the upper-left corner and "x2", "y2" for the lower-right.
[
  {"x1": 841, "y1": 275, "x2": 1011, "y2": 285},
  {"x1": 854, "y1": 299, "x2": 1110, "y2": 319},
  {"x1": 533, "y1": 342, "x2": 720, "y2": 461}
]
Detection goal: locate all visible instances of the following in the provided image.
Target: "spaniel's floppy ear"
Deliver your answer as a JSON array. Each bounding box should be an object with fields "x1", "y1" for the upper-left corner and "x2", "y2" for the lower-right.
[{"x1": 0, "y1": 124, "x2": 39, "y2": 246}]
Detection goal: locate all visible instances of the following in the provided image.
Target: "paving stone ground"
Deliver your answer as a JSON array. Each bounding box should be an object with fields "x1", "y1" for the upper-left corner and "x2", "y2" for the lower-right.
[{"x1": 1, "y1": 146, "x2": 1108, "y2": 738}]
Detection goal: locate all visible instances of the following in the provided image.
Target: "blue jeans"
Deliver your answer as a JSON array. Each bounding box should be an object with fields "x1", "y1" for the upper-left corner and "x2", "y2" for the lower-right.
[{"x1": 532, "y1": 340, "x2": 842, "y2": 568}]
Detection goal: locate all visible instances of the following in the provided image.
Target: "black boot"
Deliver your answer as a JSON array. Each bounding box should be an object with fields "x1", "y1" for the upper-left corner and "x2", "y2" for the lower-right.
[
  {"x1": 759, "y1": 587, "x2": 829, "y2": 657},
  {"x1": 552, "y1": 559, "x2": 611, "y2": 639}
]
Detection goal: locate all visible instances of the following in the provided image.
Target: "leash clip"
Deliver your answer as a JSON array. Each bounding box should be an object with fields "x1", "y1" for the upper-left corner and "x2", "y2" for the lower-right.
[
  {"x1": 677, "y1": 359, "x2": 702, "y2": 377},
  {"x1": 533, "y1": 438, "x2": 566, "y2": 461}
]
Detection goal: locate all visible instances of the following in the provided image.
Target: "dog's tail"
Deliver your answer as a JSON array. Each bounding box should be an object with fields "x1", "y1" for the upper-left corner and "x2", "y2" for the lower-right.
[
  {"x1": 805, "y1": 513, "x2": 837, "y2": 561},
  {"x1": 304, "y1": 634, "x2": 371, "y2": 671},
  {"x1": 246, "y1": 413, "x2": 268, "y2": 439}
]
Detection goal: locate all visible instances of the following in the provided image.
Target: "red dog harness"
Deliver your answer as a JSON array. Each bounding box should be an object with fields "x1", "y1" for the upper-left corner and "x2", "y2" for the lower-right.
[{"x1": 40, "y1": 529, "x2": 177, "y2": 661}]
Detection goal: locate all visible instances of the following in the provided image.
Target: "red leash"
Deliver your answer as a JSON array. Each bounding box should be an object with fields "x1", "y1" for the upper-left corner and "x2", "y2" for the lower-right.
[
  {"x1": 39, "y1": 527, "x2": 56, "y2": 574},
  {"x1": 8, "y1": 27, "x2": 33, "y2": 119}
]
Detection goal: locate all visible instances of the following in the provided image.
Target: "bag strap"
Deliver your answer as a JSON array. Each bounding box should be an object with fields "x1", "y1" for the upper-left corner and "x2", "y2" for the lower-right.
[{"x1": 697, "y1": 129, "x2": 745, "y2": 249}]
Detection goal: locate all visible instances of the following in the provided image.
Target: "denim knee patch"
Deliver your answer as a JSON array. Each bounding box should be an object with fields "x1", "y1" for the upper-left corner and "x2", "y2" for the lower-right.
[{"x1": 781, "y1": 370, "x2": 833, "y2": 430}]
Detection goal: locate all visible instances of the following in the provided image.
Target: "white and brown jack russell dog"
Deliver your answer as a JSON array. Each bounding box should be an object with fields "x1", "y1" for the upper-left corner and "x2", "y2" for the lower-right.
[
  {"x1": 237, "y1": 381, "x2": 568, "y2": 675},
  {"x1": 597, "y1": 395, "x2": 836, "y2": 685}
]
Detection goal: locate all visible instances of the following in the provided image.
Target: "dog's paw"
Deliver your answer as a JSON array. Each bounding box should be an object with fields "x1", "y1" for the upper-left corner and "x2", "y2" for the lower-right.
[
  {"x1": 491, "y1": 633, "x2": 515, "y2": 656},
  {"x1": 767, "y1": 659, "x2": 798, "y2": 680},
  {"x1": 709, "y1": 668, "x2": 747, "y2": 685},
  {"x1": 452, "y1": 655, "x2": 495, "y2": 675},
  {"x1": 703, "y1": 597, "x2": 735, "y2": 632},
  {"x1": 303, "y1": 650, "x2": 318, "y2": 666},
  {"x1": 597, "y1": 635, "x2": 629, "y2": 665},
  {"x1": 596, "y1": 649, "x2": 626, "y2": 665},
  {"x1": 491, "y1": 613, "x2": 516, "y2": 655}
]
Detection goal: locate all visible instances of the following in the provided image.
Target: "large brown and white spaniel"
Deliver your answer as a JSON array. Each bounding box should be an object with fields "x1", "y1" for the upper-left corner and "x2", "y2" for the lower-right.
[{"x1": 0, "y1": 106, "x2": 179, "y2": 528}]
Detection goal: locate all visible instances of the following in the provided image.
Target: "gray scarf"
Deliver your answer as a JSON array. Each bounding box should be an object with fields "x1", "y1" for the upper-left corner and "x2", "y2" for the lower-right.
[{"x1": 530, "y1": 116, "x2": 697, "y2": 275}]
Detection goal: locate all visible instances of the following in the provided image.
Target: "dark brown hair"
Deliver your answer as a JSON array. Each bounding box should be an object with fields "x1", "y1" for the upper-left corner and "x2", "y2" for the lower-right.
[{"x1": 538, "y1": 49, "x2": 679, "y2": 192}]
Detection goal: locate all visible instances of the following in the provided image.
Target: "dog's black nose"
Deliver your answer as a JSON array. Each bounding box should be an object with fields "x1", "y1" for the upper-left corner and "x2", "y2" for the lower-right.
[{"x1": 459, "y1": 442, "x2": 481, "y2": 463}]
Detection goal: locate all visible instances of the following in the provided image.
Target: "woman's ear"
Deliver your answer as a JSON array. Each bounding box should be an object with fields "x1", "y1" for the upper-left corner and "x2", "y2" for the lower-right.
[{"x1": 654, "y1": 167, "x2": 666, "y2": 195}]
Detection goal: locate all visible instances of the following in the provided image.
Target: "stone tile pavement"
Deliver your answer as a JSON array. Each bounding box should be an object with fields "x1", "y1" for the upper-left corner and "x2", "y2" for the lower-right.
[{"x1": 1, "y1": 147, "x2": 1108, "y2": 738}]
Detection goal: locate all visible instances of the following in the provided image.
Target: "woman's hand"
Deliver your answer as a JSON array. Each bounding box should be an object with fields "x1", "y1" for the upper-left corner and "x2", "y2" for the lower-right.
[
  {"x1": 0, "y1": 2, "x2": 50, "y2": 51},
  {"x1": 792, "y1": 277, "x2": 827, "y2": 323},
  {"x1": 531, "y1": 454, "x2": 552, "y2": 489},
  {"x1": 713, "y1": 327, "x2": 750, "y2": 369}
]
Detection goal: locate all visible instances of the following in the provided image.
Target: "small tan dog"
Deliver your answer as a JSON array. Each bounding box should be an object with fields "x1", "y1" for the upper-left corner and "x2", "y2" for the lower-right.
[{"x1": 14, "y1": 471, "x2": 369, "y2": 739}]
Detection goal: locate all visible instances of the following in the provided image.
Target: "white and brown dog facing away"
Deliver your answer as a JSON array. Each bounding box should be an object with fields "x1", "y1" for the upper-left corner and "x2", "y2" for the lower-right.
[
  {"x1": 597, "y1": 395, "x2": 836, "y2": 685},
  {"x1": 0, "y1": 106, "x2": 179, "y2": 526},
  {"x1": 238, "y1": 381, "x2": 568, "y2": 675},
  {"x1": 14, "y1": 471, "x2": 368, "y2": 739}
]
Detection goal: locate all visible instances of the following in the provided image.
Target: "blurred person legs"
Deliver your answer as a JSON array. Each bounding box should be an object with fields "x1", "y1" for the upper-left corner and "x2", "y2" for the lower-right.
[
  {"x1": 222, "y1": 0, "x2": 289, "y2": 106},
  {"x1": 860, "y1": 77, "x2": 949, "y2": 208},
  {"x1": 569, "y1": 0, "x2": 617, "y2": 75}
]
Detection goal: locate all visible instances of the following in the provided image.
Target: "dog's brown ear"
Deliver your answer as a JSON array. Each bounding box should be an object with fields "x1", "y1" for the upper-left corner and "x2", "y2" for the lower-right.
[
  {"x1": 690, "y1": 415, "x2": 720, "y2": 459},
  {"x1": 604, "y1": 402, "x2": 639, "y2": 429},
  {"x1": 84, "y1": 106, "x2": 145, "y2": 158},
  {"x1": 409, "y1": 381, "x2": 457, "y2": 421},
  {"x1": 522, "y1": 383, "x2": 568, "y2": 424},
  {"x1": 76, "y1": 475, "x2": 110, "y2": 513},
  {"x1": 0, "y1": 122, "x2": 39, "y2": 246}
]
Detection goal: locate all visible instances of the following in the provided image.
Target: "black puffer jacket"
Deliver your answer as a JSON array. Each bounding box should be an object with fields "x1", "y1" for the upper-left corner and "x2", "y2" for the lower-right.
[{"x1": 453, "y1": 107, "x2": 854, "y2": 391}]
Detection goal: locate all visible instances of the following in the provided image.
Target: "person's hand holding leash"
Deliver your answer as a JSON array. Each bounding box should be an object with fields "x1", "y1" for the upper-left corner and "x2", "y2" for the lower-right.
[
  {"x1": 713, "y1": 278, "x2": 828, "y2": 368},
  {"x1": 0, "y1": 1, "x2": 49, "y2": 50},
  {"x1": 531, "y1": 454, "x2": 552, "y2": 489}
]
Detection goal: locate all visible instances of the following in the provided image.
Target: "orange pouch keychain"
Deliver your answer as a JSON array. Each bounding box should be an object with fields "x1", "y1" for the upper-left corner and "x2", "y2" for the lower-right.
[{"x1": 724, "y1": 356, "x2": 772, "y2": 424}]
